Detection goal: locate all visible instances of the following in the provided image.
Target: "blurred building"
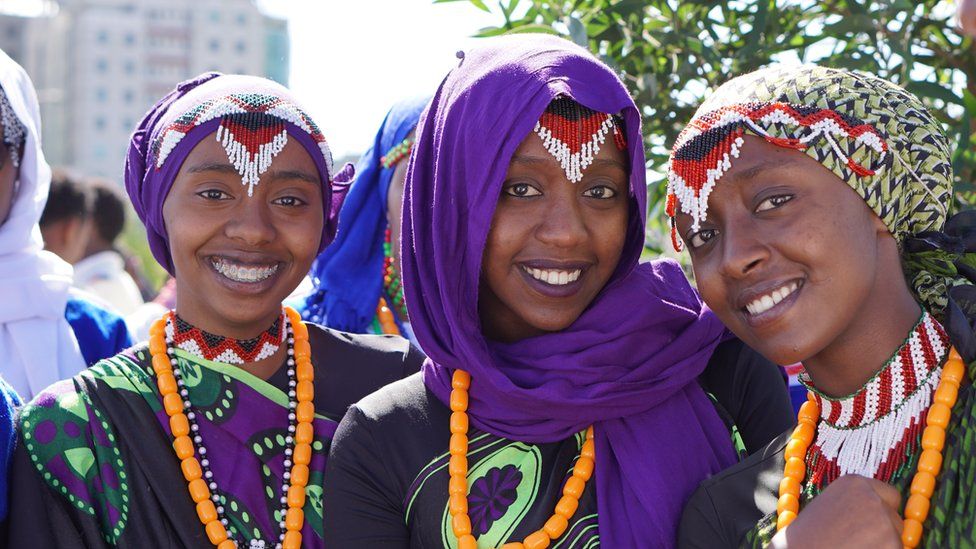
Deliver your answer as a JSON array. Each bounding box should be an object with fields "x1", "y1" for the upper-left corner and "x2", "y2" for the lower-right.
[{"x1": 0, "y1": 0, "x2": 289, "y2": 179}]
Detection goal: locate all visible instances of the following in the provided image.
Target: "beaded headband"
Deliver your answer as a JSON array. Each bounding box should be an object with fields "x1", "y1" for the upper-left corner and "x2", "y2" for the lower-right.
[
  {"x1": 0, "y1": 86, "x2": 25, "y2": 169},
  {"x1": 151, "y1": 92, "x2": 333, "y2": 196},
  {"x1": 534, "y1": 97, "x2": 627, "y2": 183},
  {"x1": 380, "y1": 137, "x2": 414, "y2": 169},
  {"x1": 666, "y1": 102, "x2": 888, "y2": 250}
]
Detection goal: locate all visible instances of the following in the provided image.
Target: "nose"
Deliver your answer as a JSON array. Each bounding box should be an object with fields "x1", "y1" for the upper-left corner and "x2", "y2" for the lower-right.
[
  {"x1": 535, "y1": 192, "x2": 588, "y2": 249},
  {"x1": 224, "y1": 197, "x2": 276, "y2": 246},
  {"x1": 719, "y1": 221, "x2": 769, "y2": 278}
]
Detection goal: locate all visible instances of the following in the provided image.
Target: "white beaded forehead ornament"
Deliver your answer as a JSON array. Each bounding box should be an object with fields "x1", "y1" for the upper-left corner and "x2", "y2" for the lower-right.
[
  {"x1": 151, "y1": 93, "x2": 333, "y2": 197},
  {"x1": 533, "y1": 97, "x2": 628, "y2": 183}
]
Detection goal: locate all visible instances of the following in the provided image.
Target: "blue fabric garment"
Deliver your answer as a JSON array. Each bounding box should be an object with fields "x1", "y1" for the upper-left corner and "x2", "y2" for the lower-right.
[
  {"x1": 64, "y1": 294, "x2": 133, "y2": 366},
  {"x1": 298, "y1": 96, "x2": 430, "y2": 333},
  {"x1": 0, "y1": 376, "x2": 19, "y2": 521}
]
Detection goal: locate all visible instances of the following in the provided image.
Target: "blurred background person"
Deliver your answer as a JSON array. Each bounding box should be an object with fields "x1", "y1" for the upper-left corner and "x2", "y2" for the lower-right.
[
  {"x1": 297, "y1": 96, "x2": 429, "y2": 343},
  {"x1": 73, "y1": 179, "x2": 144, "y2": 315},
  {"x1": 37, "y1": 168, "x2": 93, "y2": 265},
  {"x1": 0, "y1": 49, "x2": 130, "y2": 400}
]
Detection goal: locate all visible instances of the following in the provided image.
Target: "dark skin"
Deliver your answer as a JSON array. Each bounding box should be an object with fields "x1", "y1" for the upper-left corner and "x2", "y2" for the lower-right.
[
  {"x1": 162, "y1": 134, "x2": 324, "y2": 379},
  {"x1": 677, "y1": 135, "x2": 917, "y2": 547},
  {"x1": 479, "y1": 131, "x2": 630, "y2": 343},
  {"x1": 677, "y1": 135, "x2": 920, "y2": 397}
]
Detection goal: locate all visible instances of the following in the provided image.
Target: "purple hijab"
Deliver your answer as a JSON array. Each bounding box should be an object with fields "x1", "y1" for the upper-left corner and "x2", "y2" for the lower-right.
[
  {"x1": 124, "y1": 72, "x2": 349, "y2": 275},
  {"x1": 402, "y1": 34, "x2": 736, "y2": 547}
]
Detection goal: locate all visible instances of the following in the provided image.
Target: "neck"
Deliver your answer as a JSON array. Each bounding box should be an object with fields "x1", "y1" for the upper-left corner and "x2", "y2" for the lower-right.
[
  {"x1": 169, "y1": 307, "x2": 287, "y2": 380},
  {"x1": 803, "y1": 288, "x2": 922, "y2": 397}
]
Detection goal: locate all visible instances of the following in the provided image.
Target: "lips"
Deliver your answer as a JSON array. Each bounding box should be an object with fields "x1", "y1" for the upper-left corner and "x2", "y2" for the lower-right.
[
  {"x1": 210, "y1": 256, "x2": 280, "y2": 284},
  {"x1": 521, "y1": 266, "x2": 583, "y2": 286},
  {"x1": 744, "y1": 280, "x2": 801, "y2": 315},
  {"x1": 516, "y1": 260, "x2": 591, "y2": 299}
]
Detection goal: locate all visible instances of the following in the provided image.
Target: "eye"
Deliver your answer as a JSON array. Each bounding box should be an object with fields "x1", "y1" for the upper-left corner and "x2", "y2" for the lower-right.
[
  {"x1": 272, "y1": 196, "x2": 308, "y2": 207},
  {"x1": 196, "y1": 189, "x2": 231, "y2": 201},
  {"x1": 756, "y1": 194, "x2": 794, "y2": 213},
  {"x1": 503, "y1": 182, "x2": 542, "y2": 197},
  {"x1": 687, "y1": 229, "x2": 718, "y2": 250},
  {"x1": 582, "y1": 185, "x2": 617, "y2": 199}
]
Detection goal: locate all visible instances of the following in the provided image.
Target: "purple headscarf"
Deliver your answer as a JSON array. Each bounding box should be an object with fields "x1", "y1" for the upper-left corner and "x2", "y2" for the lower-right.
[
  {"x1": 124, "y1": 73, "x2": 349, "y2": 275},
  {"x1": 402, "y1": 34, "x2": 736, "y2": 547}
]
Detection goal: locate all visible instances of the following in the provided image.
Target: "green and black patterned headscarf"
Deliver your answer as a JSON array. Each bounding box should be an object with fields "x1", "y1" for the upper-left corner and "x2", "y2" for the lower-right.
[
  {"x1": 670, "y1": 64, "x2": 976, "y2": 549},
  {"x1": 666, "y1": 64, "x2": 962, "y2": 317}
]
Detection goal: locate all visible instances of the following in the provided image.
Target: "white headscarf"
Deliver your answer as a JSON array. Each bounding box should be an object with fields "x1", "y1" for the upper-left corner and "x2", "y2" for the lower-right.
[{"x1": 0, "y1": 49, "x2": 85, "y2": 399}]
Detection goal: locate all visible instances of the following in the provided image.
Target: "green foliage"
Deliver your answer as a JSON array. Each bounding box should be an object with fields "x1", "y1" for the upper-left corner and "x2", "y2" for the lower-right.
[{"x1": 449, "y1": 0, "x2": 976, "y2": 253}]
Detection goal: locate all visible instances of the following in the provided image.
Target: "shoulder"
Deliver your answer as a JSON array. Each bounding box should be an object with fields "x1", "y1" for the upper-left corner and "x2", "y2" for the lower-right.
[
  {"x1": 680, "y1": 429, "x2": 789, "y2": 547},
  {"x1": 64, "y1": 290, "x2": 134, "y2": 364},
  {"x1": 332, "y1": 373, "x2": 438, "y2": 444},
  {"x1": 308, "y1": 324, "x2": 426, "y2": 416},
  {"x1": 353, "y1": 372, "x2": 434, "y2": 424},
  {"x1": 309, "y1": 323, "x2": 424, "y2": 373}
]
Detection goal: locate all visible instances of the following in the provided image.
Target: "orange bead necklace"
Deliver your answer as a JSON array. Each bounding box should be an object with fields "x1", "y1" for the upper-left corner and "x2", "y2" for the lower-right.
[
  {"x1": 448, "y1": 370, "x2": 594, "y2": 549},
  {"x1": 777, "y1": 347, "x2": 965, "y2": 548},
  {"x1": 376, "y1": 297, "x2": 401, "y2": 336},
  {"x1": 149, "y1": 306, "x2": 315, "y2": 549}
]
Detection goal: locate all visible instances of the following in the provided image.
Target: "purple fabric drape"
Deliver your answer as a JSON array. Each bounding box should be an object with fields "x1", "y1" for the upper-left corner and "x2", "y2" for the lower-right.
[{"x1": 401, "y1": 34, "x2": 737, "y2": 547}]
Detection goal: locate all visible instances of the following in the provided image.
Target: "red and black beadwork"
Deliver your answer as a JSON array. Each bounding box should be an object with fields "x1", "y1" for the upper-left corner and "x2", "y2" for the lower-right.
[
  {"x1": 534, "y1": 97, "x2": 627, "y2": 184},
  {"x1": 166, "y1": 311, "x2": 285, "y2": 365},
  {"x1": 666, "y1": 102, "x2": 889, "y2": 250}
]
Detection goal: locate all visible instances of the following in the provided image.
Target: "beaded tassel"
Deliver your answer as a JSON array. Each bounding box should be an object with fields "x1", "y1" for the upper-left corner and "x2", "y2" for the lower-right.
[
  {"x1": 666, "y1": 102, "x2": 889, "y2": 248},
  {"x1": 533, "y1": 97, "x2": 627, "y2": 184},
  {"x1": 153, "y1": 93, "x2": 334, "y2": 181},
  {"x1": 802, "y1": 313, "x2": 948, "y2": 490},
  {"x1": 216, "y1": 113, "x2": 289, "y2": 196}
]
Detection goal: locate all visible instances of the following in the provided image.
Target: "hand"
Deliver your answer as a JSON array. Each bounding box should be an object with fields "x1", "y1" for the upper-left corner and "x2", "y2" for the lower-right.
[{"x1": 770, "y1": 474, "x2": 902, "y2": 549}]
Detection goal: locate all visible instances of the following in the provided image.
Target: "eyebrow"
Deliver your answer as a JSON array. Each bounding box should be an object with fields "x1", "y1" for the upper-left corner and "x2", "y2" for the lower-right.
[
  {"x1": 725, "y1": 157, "x2": 800, "y2": 183},
  {"x1": 186, "y1": 161, "x2": 320, "y2": 185},
  {"x1": 511, "y1": 154, "x2": 627, "y2": 171}
]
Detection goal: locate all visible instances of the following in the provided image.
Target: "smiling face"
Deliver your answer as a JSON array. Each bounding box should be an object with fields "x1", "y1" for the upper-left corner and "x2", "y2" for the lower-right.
[
  {"x1": 677, "y1": 135, "x2": 913, "y2": 369},
  {"x1": 163, "y1": 133, "x2": 324, "y2": 338},
  {"x1": 478, "y1": 130, "x2": 630, "y2": 342}
]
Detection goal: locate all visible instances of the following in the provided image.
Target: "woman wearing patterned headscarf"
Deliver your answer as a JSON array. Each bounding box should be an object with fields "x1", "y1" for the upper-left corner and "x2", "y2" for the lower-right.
[
  {"x1": 322, "y1": 34, "x2": 793, "y2": 548},
  {"x1": 670, "y1": 65, "x2": 975, "y2": 548},
  {"x1": 297, "y1": 95, "x2": 430, "y2": 342},
  {"x1": 6, "y1": 73, "x2": 423, "y2": 548}
]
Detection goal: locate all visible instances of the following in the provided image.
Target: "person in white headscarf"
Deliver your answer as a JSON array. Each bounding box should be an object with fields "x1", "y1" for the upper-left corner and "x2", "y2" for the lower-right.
[{"x1": 0, "y1": 49, "x2": 131, "y2": 400}]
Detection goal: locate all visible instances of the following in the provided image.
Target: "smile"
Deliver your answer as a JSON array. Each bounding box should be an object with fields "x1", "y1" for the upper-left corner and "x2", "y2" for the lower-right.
[
  {"x1": 744, "y1": 280, "x2": 801, "y2": 316},
  {"x1": 211, "y1": 257, "x2": 280, "y2": 284},
  {"x1": 521, "y1": 266, "x2": 582, "y2": 286}
]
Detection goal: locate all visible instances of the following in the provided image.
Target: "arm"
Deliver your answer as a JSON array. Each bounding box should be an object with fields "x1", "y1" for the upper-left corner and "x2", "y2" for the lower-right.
[{"x1": 323, "y1": 405, "x2": 410, "y2": 549}]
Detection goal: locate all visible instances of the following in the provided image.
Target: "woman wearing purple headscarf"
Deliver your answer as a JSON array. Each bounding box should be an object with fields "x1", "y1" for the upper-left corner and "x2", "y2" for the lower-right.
[
  {"x1": 322, "y1": 35, "x2": 793, "y2": 548},
  {"x1": 6, "y1": 73, "x2": 423, "y2": 548}
]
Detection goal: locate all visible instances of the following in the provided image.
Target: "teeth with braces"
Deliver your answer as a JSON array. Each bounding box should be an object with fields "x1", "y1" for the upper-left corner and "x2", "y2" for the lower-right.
[
  {"x1": 745, "y1": 281, "x2": 800, "y2": 316},
  {"x1": 211, "y1": 258, "x2": 279, "y2": 283},
  {"x1": 522, "y1": 266, "x2": 582, "y2": 286}
]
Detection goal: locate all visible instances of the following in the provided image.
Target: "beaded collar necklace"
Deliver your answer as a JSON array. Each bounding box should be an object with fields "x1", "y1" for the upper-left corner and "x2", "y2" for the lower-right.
[
  {"x1": 798, "y1": 311, "x2": 948, "y2": 491},
  {"x1": 166, "y1": 312, "x2": 284, "y2": 365}
]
